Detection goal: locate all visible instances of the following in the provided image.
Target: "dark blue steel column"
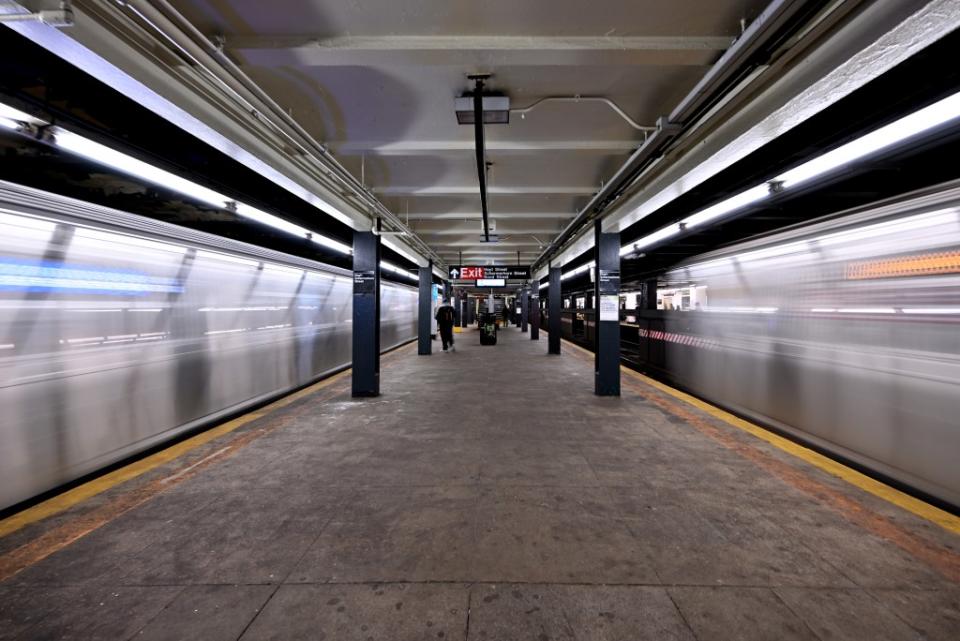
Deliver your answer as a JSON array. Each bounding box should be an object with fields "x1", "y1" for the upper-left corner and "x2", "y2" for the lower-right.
[
  {"x1": 530, "y1": 289, "x2": 540, "y2": 340},
  {"x1": 594, "y1": 220, "x2": 620, "y2": 396},
  {"x1": 521, "y1": 287, "x2": 529, "y2": 333},
  {"x1": 548, "y1": 266, "x2": 561, "y2": 354},
  {"x1": 352, "y1": 230, "x2": 380, "y2": 397},
  {"x1": 417, "y1": 264, "x2": 432, "y2": 355}
]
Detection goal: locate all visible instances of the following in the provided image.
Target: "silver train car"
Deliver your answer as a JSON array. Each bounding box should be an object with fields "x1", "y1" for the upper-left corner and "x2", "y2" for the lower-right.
[
  {"x1": 647, "y1": 182, "x2": 960, "y2": 506},
  {"x1": 0, "y1": 181, "x2": 418, "y2": 510}
]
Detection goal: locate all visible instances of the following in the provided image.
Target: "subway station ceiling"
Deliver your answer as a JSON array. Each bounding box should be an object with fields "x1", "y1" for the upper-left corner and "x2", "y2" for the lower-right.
[
  {"x1": 125, "y1": 0, "x2": 767, "y2": 266},
  {"x1": 5, "y1": 1, "x2": 958, "y2": 276}
]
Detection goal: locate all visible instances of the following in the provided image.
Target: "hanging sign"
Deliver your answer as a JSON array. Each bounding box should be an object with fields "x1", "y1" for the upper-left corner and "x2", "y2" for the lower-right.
[{"x1": 449, "y1": 265, "x2": 530, "y2": 280}]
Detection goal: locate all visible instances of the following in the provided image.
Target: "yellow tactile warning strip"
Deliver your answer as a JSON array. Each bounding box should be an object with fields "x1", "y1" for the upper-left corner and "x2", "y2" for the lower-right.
[
  {"x1": 0, "y1": 341, "x2": 414, "y2": 543},
  {"x1": 0, "y1": 369, "x2": 346, "y2": 542},
  {"x1": 561, "y1": 338, "x2": 960, "y2": 538}
]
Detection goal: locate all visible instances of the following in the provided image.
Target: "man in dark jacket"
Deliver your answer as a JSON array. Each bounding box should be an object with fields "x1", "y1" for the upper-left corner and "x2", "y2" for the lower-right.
[{"x1": 435, "y1": 298, "x2": 456, "y2": 352}]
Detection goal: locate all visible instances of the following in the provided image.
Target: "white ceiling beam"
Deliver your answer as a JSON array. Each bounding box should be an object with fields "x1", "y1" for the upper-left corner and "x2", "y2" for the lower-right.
[
  {"x1": 416, "y1": 229, "x2": 559, "y2": 236},
  {"x1": 404, "y1": 212, "x2": 577, "y2": 220},
  {"x1": 335, "y1": 140, "x2": 638, "y2": 155},
  {"x1": 231, "y1": 35, "x2": 731, "y2": 68},
  {"x1": 374, "y1": 186, "x2": 596, "y2": 196},
  {"x1": 437, "y1": 240, "x2": 547, "y2": 247},
  {"x1": 441, "y1": 253, "x2": 540, "y2": 257}
]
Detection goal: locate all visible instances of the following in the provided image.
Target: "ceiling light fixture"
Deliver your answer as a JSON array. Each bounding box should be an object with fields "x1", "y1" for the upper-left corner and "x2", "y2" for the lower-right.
[
  {"x1": 455, "y1": 95, "x2": 510, "y2": 125},
  {"x1": 619, "y1": 89, "x2": 960, "y2": 259},
  {"x1": 53, "y1": 128, "x2": 229, "y2": 208},
  {"x1": 48, "y1": 126, "x2": 353, "y2": 255},
  {"x1": 776, "y1": 91, "x2": 960, "y2": 189}
]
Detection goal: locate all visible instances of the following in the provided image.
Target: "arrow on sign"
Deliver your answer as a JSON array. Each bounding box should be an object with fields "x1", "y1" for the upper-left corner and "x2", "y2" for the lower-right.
[{"x1": 450, "y1": 268, "x2": 460, "y2": 279}]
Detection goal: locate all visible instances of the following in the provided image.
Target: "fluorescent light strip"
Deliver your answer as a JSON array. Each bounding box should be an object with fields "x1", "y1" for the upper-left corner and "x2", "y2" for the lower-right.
[
  {"x1": 621, "y1": 224, "x2": 683, "y2": 256},
  {"x1": 683, "y1": 184, "x2": 770, "y2": 228},
  {"x1": 560, "y1": 260, "x2": 595, "y2": 280},
  {"x1": 234, "y1": 203, "x2": 308, "y2": 237},
  {"x1": 0, "y1": 116, "x2": 21, "y2": 131},
  {"x1": 380, "y1": 260, "x2": 418, "y2": 281},
  {"x1": 777, "y1": 91, "x2": 960, "y2": 189},
  {"x1": 310, "y1": 234, "x2": 352, "y2": 255},
  {"x1": 0, "y1": 102, "x2": 37, "y2": 123},
  {"x1": 620, "y1": 89, "x2": 960, "y2": 258},
  {"x1": 45, "y1": 126, "x2": 354, "y2": 256},
  {"x1": 54, "y1": 129, "x2": 230, "y2": 208}
]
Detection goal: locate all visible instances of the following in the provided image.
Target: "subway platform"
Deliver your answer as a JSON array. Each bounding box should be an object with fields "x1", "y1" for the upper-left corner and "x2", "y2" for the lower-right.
[{"x1": 0, "y1": 327, "x2": 958, "y2": 640}]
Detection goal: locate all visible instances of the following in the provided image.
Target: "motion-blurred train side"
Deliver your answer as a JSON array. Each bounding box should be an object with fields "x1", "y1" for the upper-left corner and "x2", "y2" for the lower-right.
[
  {"x1": 0, "y1": 181, "x2": 417, "y2": 510},
  {"x1": 555, "y1": 182, "x2": 960, "y2": 507}
]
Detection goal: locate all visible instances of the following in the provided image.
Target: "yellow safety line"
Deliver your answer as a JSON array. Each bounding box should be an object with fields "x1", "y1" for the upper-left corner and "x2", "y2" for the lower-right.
[
  {"x1": 0, "y1": 368, "x2": 351, "y2": 539},
  {"x1": 561, "y1": 338, "x2": 960, "y2": 535}
]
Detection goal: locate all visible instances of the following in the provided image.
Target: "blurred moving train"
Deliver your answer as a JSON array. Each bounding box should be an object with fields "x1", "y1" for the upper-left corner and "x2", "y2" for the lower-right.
[
  {"x1": 555, "y1": 182, "x2": 960, "y2": 507},
  {"x1": 0, "y1": 181, "x2": 417, "y2": 510}
]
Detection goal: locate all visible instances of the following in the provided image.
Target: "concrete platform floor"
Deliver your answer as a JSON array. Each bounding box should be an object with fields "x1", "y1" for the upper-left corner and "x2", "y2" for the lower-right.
[{"x1": 1, "y1": 327, "x2": 958, "y2": 640}]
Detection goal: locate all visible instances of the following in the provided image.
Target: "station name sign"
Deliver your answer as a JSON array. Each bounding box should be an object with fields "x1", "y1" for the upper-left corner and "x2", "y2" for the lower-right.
[{"x1": 449, "y1": 265, "x2": 530, "y2": 280}]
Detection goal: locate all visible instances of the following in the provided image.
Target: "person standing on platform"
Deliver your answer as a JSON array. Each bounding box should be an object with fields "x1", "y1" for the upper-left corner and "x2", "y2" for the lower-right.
[{"x1": 435, "y1": 298, "x2": 456, "y2": 352}]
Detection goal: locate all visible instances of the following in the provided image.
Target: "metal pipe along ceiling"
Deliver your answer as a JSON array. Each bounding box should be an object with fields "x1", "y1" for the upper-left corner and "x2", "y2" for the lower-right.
[
  {"x1": 118, "y1": 0, "x2": 443, "y2": 267},
  {"x1": 510, "y1": 96, "x2": 657, "y2": 132},
  {"x1": 531, "y1": 0, "x2": 828, "y2": 272}
]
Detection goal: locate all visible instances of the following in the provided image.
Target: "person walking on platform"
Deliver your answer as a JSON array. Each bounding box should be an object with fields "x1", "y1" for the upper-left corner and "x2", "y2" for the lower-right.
[{"x1": 435, "y1": 298, "x2": 456, "y2": 352}]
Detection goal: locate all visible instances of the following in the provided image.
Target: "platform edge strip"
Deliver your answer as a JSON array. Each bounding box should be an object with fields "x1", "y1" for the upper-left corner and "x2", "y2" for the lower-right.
[
  {"x1": 558, "y1": 336, "x2": 960, "y2": 535},
  {"x1": 622, "y1": 367, "x2": 960, "y2": 535}
]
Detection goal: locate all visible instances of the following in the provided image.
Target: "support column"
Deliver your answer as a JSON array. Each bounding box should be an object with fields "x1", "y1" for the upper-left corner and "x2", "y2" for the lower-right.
[
  {"x1": 530, "y1": 289, "x2": 540, "y2": 340},
  {"x1": 417, "y1": 263, "x2": 432, "y2": 356},
  {"x1": 548, "y1": 266, "x2": 561, "y2": 354},
  {"x1": 594, "y1": 220, "x2": 620, "y2": 396},
  {"x1": 521, "y1": 287, "x2": 529, "y2": 333},
  {"x1": 352, "y1": 231, "x2": 381, "y2": 397},
  {"x1": 641, "y1": 278, "x2": 658, "y2": 310}
]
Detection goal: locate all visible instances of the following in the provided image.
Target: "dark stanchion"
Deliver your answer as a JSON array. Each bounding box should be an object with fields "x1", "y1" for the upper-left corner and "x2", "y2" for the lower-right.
[
  {"x1": 548, "y1": 267, "x2": 561, "y2": 354},
  {"x1": 417, "y1": 266, "x2": 432, "y2": 356},
  {"x1": 352, "y1": 231, "x2": 381, "y2": 397},
  {"x1": 530, "y1": 290, "x2": 540, "y2": 340},
  {"x1": 521, "y1": 287, "x2": 529, "y2": 333},
  {"x1": 594, "y1": 220, "x2": 620, "y2": 396}
]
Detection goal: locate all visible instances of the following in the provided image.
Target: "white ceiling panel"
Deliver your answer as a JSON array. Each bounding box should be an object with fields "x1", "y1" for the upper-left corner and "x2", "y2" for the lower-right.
[{"x1": 165, "y1": 0, "x2": 770, "y2": 265}]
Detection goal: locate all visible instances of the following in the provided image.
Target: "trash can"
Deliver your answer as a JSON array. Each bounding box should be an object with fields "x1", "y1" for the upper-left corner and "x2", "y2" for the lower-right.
[{"x1": 480, "y1": 313, "x2": 498, "y2": 346}]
